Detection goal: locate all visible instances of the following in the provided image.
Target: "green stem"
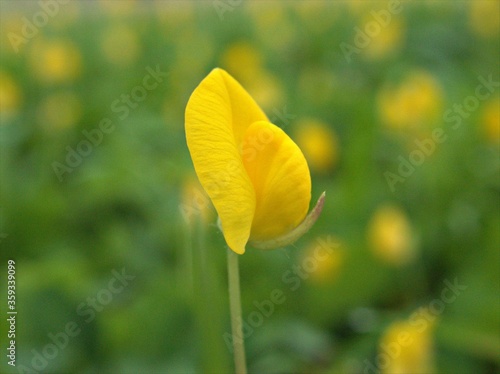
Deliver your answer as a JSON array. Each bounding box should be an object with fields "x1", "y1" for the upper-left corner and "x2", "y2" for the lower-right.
[
  {"x1": 192, "y1": 220, "x2": 230, "y2": 373},
  {"x1": 181, "y1": 221, "x2": 194, "y2": 297},
  {"x1": 227, "y1": 248, "x2": 247, "y2": 374}
]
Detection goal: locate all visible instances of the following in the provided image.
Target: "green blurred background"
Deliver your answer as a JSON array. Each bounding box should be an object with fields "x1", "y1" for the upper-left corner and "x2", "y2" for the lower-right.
[{"x1": 1, "y1": 1, "x2": 499, "y2": 373}]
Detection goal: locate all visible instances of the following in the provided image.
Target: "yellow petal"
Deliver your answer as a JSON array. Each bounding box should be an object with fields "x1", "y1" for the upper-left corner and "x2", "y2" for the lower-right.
[
  {"x1": 185, "y1": 68, "x2": 268, "y2": 254},
  {"x1": 250, "y1": 192, "x2": 325, "y2": 250},
  {"x1": 242, "y1": 120, "x2": 311, "y2": 242}
]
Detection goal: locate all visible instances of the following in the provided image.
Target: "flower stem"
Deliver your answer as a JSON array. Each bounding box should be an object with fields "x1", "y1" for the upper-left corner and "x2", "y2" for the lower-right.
[
  {"x1": 191, "y1": 221, "x2": 230, "y2": 373},
  {"x1": 227, "y1": 248, "x2": 247, "y2": 374}
]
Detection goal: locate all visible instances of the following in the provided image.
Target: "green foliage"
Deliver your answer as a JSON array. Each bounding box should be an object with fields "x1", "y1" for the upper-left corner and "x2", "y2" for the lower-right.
[{"x1": 0, "y1": 1, "x2": 498, "y2": 373}]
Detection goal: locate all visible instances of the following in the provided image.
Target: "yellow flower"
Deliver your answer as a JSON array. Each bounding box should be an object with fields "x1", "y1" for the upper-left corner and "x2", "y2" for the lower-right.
[
  {"x1": 220, "y1": 43, "x2": 283, "y2": 110},
  {"x1": 0, "y1": 72, "x2": 22, "y2": 118},
  {"x1": 30, "y1": 39, "x2": 82, "y2": 84},
  {"x1": 294, "y1": 118, "x2": 339, "y2": 174},
  {"x1": 155, "y1": 0, "x2": 195, "y2": 28},
  {"x1": 185, "y1": 68, "x2": 324, "y2": 254},
  {"x1": 378, "y1": 71, "x2": 443, "y2": 133},
  {"x1": 245, "y1": 71, "x2": 284, "y2": 112},
  {"x1": 482, "y1": 97, "x2": 500, "y2": 143},
  {"x1": 469, "y1": 0, "x2": 500, "y2": 38},
  {"x1": 363, "y1": 18, "x2": 405, "y2": 60},
  {"x1": 368, "y1": 204, "x2": 415, "y2": 266},
  {"x1": 180, "y1": 177, "x2": 213, "y2": 226},
  {"x1": 99, "y1": 0, "x2": 136, "y2": 16},
  {"x1": 221, "y1": 42, "x2": 263, "y2": 83},
  {"x1": 379, "y1": 310, "x2": 436, "y2": 374},
  {"x1": 302, "y1": 236, "x2": 344, "y2": 284}
]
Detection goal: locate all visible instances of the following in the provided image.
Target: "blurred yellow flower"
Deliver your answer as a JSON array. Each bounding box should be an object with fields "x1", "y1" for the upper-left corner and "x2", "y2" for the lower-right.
[
  {"x1": 99, "y1": 0, "x2": 137, "y2": 16},
  {"x1": 221, "y1": 42, "x2": 263, "y2": 83},
  {"x1": 101, "y1": 24, "x2": 141, "y2": 67},
  {"x1": 36, "y1": 91, "x2": 81, "y2": 130},
  {"x1": 155, "y1": 0, "x2": 195, "y2": 28},
  {"x1": 469, "y1": 0, "x2": 500, "y2": 38},
  {"x1": 482, "y1": 97, "x2": 500, "y2": 143},
  {"x1": 185, "y1": 68, "x2": 324, "y2": 254},
  {"x1": 180, "y1": 177, "x2": 213, "y2": 226},
  {"x1": 30, "y1": 39, "x2": 82, "y2": 84},
  {"x1": 378, "y1": 311, "x2": 436, "y2": 374},
  {"x1": 378, "y1": 71, "x2": 443, "y2": 132},
  {"x1": 220, "y1": 42, "x2": 283, "y2": 110},
  {"x1": 0, "y1": 72, "x2": 22, "y2": 118},
  {"x1": 363, "y1": 18, "x2": 405, "y2": 60},
  {"x1": 294, "y1": 118, "x2": 339, "y2": 174},
  {"x1": 247, "y1": 72, "x2": 284, "y2": 112},
  {"x1": 303, "y1": 236, "x2": 344, "y2": 284},
  {"x1": 368, "y1": 204, "x2": 415, "y2": 266}
]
